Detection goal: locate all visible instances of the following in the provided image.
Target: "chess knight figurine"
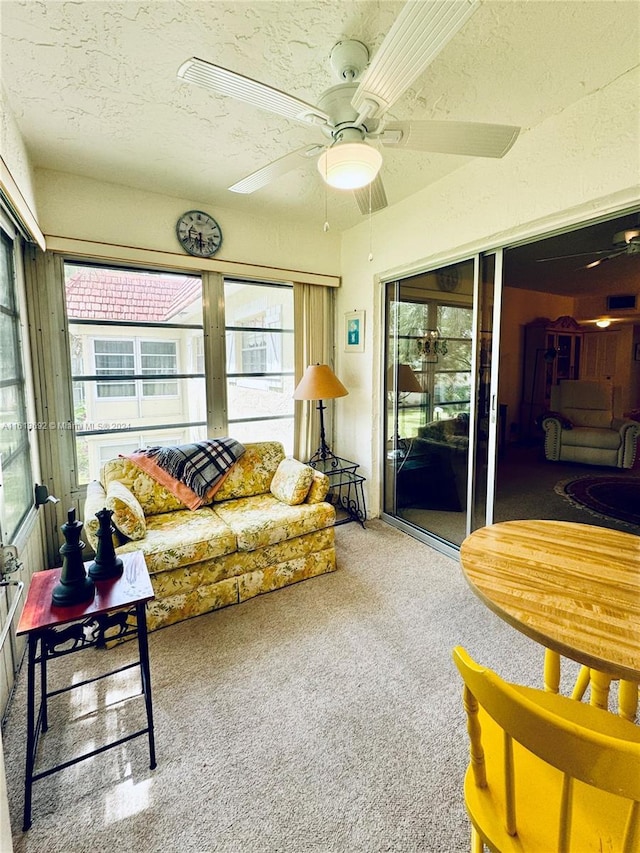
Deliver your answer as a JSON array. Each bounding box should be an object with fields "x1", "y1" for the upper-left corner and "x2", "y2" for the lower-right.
[
  {"x1": 88, "y1": 507, "x2": 123, "y2": 580},
  {"x1": 51, "y1": 507, "x2": 95, "y2": 606}
]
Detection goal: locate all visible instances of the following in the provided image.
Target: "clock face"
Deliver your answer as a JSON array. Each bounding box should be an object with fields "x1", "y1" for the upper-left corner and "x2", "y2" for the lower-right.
[
  {"x1": 176, "y1": 210, "x2": 222, "y2": 257},
  {"x1": 437, "y1": 268, "x2": 460, "y2": 292}
]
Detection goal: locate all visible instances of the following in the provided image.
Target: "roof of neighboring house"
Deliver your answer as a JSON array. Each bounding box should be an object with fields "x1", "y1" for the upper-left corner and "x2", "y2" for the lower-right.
[{"x1": 65, "y1": 267, "x2": 201, "y2": 322}]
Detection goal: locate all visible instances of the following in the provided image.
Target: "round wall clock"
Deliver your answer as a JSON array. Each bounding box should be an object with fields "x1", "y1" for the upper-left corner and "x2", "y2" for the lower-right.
[
  {"x1": 176, "y1": 210, "x2": 223, "y2": 257},
  {"x1": 437, "y1": 268, "x2": 460, "y2": 292}
]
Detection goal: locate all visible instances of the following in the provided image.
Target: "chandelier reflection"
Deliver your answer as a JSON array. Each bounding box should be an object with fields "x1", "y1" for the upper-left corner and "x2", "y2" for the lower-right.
[{"x1": 416, "y1": 329, "x2": 448, "y2": 361}]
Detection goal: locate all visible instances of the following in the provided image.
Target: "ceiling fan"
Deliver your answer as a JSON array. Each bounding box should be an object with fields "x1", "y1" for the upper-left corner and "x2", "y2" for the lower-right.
[
  {"x1": 177, "y1": 0, "x2": 520, "y2": 215},
  {"x1": 536, "y1": 227, "x2": 640, "y2": 269}
]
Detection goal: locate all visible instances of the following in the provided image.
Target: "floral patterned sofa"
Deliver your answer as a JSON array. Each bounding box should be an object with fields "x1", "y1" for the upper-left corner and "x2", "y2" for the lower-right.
[{"x1": 83, "y1": 441, "x2": 336, "y2": 632}]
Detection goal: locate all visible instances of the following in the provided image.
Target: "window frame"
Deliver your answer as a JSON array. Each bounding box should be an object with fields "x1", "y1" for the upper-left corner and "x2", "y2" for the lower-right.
[
  {"x1": 0, "y1": 226, "x2": 34, "y2": 542},
  {"x1": 224, "y1": 279, "x2": 294, "y2": 440}
]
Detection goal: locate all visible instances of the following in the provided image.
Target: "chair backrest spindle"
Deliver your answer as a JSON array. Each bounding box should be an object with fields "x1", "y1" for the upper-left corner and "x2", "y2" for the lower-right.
[
  {"x1": 503, "y1": 731, "x2": 517, "y2": 837},
  {"x1": 463, "y1": 683, "x2": 487, "y2": 789}
]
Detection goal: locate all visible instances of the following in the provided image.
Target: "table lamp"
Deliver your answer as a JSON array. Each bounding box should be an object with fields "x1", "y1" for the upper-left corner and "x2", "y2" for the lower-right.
[
  {"x1": 387, "y1": 363, "x2": 423, "y2": 452},
  {"x1": 293, "y1": 364, "x2": 348, "y2": 463}
]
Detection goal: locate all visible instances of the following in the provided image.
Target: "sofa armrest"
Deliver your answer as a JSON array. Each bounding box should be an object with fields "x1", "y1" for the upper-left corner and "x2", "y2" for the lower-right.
[
  {"x1": 541, "y1": 417, "x2": 562, "y2": 461},
  {"x1": 84, "y1": 480, "x2": 107, "y2": 551},
  {"x1": 305, "y1": 468, "x2": 330, "y2": 504},
  {"x1": 615, "y1": 419, "x2": 640, "y2": 468}
]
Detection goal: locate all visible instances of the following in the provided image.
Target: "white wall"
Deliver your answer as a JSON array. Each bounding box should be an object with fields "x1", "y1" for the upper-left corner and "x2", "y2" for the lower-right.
[
  {"x1": 337, "y1": 65, "x2": 640, "y2": 515},
  {"x1": 35, "y1": 169, "x2": 341, "y2": 277}
]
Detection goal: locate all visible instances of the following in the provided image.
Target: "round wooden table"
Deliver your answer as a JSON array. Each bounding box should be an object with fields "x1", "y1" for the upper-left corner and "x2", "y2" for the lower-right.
[{"x1": 460, "y1": 519, "x2": 640, "y2": 718}]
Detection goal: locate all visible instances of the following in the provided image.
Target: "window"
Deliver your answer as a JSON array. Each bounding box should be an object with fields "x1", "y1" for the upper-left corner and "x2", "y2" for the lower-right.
[
  {"x1": 65, "y1": 265, "x2": 205, "y2": 484},
  {"x1": 94, "y1": 339, "x2": 135, "y2": 398},
  {"x1": 64, "y1": 266, "x2": 296, "y2": 485},
  {"x1": 93, "y1": 339, "x2": 179, "y2": 398},
  {"x1": 0, "y1": 229, "x2": 33, "y2": 540},
  {"x1": 141, "y1": 340, "x2": 178, "y2": 397},
  {"x1": 224, "y1": 281, "x2": 294, "y2": 450},
  {"x1": 241, "y1": 330, "x2": 267, "y2": 374}
]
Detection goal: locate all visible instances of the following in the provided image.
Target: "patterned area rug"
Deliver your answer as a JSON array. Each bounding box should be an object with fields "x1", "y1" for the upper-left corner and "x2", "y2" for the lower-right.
[{"x1": 554, "y1": 475, "x2": 640, "y2": 527}]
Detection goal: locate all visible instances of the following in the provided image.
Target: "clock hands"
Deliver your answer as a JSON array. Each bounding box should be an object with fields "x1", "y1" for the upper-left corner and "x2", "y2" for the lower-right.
[{"x1": 176, "y1": 210, "x2": 223, "y2": 257}]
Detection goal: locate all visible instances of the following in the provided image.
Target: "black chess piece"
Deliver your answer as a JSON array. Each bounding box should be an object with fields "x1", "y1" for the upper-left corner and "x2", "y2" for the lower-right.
[
  {"x1": 51, "y1": 508, "x2": 95, "y2": 606},
  {"x1": 88, "y1": 507, "x2": 123, "y2": 580}
]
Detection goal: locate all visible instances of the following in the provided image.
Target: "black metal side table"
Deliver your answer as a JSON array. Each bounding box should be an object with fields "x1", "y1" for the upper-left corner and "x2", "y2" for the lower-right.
[
  {"x1": 309, "y1": 454, "x2": 367, "y2": 527},
  {"x1": 16, "y1": 550, "x2": 156, "y2": 830}
]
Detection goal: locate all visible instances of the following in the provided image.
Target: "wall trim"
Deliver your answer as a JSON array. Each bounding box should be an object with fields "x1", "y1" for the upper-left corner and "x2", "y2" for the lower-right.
[{"x1": 45, "y1": 235, "x2": 341, "y2": 287}]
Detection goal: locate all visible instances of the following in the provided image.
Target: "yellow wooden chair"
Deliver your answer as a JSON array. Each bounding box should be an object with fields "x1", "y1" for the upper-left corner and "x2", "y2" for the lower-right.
[
  {"x1": 543, "y1": 648, "x2": 638, "y2": 722},
  {"x1": 453, "y1": 646, "x2": 640, "y2": 852}
]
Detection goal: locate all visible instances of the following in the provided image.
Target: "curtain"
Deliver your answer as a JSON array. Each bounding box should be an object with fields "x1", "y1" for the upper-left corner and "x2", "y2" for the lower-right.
[{"x1": 293, "y1": 283, "x2": 334, "y2": 461}]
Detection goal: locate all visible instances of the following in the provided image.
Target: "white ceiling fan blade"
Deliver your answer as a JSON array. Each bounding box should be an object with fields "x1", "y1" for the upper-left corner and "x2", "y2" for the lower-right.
[
  {"x1": 353, "y1": 174, "x2": 388, "y2": 215},
  {"x1": 178, "y1": 58, "x2": 330, "y2": 127},
  {"x1": 229, "y1": 145, "x2": 326, "y2": 194},
  {"x1": 536, "y1": 249, "x2": 613, "y2": 262},
  {"x1": 380, "y1": 120, "x2": 520, "y2": 158},
  {"x1": 580, "y1": 250, "x2": 626, "y2": 269},
  {"x1": 351, "y1": 0, "x2": 480, "y2": 120}
]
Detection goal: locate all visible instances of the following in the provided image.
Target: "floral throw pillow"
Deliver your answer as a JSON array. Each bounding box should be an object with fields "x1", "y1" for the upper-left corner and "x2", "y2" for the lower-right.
[
  {"x1": 270, "y1": 457, "x2": 314, "y2": 506},
  {"x1": 106, "y1": 480, "x2": 147, "y2": 541}
]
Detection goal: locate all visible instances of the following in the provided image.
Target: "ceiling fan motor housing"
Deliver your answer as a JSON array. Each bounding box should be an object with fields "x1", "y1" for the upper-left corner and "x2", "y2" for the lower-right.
[
  {"x1": 329, "y1": 40, "x2": 369, "y2": 82},
  {"x1": 317, "y1": 83, "x2": 380, "y2": 137},
  {"x1": 613, "y1": 229, "x2": 640, "y2": 251}
]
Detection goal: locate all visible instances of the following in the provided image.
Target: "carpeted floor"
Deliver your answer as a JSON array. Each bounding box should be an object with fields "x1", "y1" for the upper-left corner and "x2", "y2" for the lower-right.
[{"x1": 2, "y1": 520, "x2": 596, "y2": 853}]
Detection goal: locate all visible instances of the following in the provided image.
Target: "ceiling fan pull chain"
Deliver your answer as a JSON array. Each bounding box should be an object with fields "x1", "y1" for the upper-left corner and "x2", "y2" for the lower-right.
[
  {"x1": 368, "y1": 182, "x2": 374, "y2": 262},
  {"x1": 323, "y1": 159, "x2": 330, "y2": 233}
]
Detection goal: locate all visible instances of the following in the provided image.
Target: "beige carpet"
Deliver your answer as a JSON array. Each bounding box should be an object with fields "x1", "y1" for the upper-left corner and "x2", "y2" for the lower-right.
[{"x1": 3, "y1": 520, "x2": 589, "y2": 853}]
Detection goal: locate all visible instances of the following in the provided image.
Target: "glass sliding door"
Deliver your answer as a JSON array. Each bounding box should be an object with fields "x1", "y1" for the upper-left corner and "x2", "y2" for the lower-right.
[
  {"x1": 383, "y1": 260, "x2": 474, "y2": 547},
  {"x1": 382, "y1": 253, "x2": 502, "y2": 550}
]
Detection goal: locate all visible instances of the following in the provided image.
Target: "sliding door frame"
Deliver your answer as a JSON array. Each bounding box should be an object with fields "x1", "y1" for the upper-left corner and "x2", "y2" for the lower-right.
[{"x1": 380, "y1": 248, "x2": 505, "y2": 556}]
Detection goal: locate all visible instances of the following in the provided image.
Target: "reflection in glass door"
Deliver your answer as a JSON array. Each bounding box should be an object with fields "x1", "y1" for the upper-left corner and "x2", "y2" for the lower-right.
[
  {"x1": 382, "y1": 254, "x2": 501, "y2": 550},
  {"x1": 383, "y1": 260, "x2": 474, "y2": 547}
]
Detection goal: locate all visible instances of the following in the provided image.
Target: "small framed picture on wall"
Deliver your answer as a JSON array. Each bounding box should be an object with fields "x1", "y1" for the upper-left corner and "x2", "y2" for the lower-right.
[{"x1": 345, "y1": 310, "x2": 365, "y2": 353}]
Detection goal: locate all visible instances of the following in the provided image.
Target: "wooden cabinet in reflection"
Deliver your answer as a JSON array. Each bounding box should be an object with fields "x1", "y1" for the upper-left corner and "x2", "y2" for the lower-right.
[{"x1": 521, "y1": 315, "x2": 582, "y2": 439}]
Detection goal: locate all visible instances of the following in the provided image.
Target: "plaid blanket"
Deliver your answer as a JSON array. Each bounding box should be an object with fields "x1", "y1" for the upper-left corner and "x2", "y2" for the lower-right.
[{"x1": 128, "y1": 438, "x2": 245, "y2": 510}]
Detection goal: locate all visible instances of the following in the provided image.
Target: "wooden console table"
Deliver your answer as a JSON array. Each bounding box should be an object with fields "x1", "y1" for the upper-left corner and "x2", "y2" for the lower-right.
[{"x1": 16, "y1": 550, "x2": 156, "y2": 830}]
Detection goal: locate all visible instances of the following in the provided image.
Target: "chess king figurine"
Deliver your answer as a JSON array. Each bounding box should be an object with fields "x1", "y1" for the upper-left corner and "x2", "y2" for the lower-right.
[
  {"x1": 88, "y1": 507, "x2": 123, "y2": 580},
  {"x1": 51, "y1": 507, "x2": 95, "y2": 606}
]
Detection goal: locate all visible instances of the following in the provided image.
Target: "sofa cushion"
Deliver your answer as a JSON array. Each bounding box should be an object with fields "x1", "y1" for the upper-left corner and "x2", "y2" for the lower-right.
[
  {"x1": 213, "y1": 493, "x2": 335, "y2": 551},
  {"x1": 560, "y1": 426, "x2": 621, "y2": 450},
  {"x1": 270, "y1": 457, "x2": 313, "y2": 505},
  {"x1": 106, "y1": 481, "x2": 146, "y2": 540},
  {"x1": 562, "y1": 408, "x2": 612, "y2": 429},
  {"x1": 116, "y1": 507, "x2": 237, "y2": 574},
  {"x1": 126, "y1": 438, "x2": 246, "y2": 511},
  {"x1": 213, "y1": 441, "x2": 285, "y2": 501}
]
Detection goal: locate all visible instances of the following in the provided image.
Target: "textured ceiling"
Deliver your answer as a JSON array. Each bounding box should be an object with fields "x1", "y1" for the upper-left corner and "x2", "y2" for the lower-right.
[{"x1": 1, "y1": 0, "x2": 639, "y2": 235}]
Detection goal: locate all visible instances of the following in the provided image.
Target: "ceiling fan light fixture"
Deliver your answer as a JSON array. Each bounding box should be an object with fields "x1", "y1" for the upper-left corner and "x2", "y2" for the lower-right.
[
  {"x1": 317, "y1": 140, "x2": 382, "y2": 190},
  {"x1": 595, "y1": 319, "x2": 611, "y2": 328}
]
